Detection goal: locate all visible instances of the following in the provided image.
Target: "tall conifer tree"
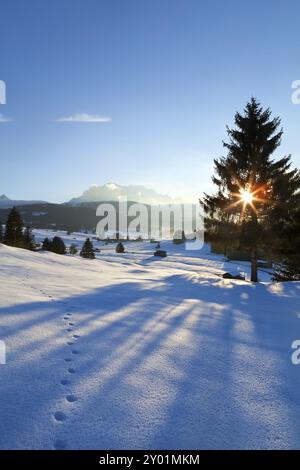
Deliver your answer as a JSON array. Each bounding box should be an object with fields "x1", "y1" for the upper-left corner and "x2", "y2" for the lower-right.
[
  {"x1": 24, "y1": 226, "x2": 35, "y2": 251},
  {"x1": 4, "y1": 207, "x2": 24, "y2": 247},
  {"x1": 202, "y1": 98, "x2": 300, "y2": 282}
]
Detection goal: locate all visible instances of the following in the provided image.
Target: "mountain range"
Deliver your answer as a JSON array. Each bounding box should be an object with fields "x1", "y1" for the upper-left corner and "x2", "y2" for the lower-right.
[
  {"x1": 0, "y1": 184, "x2": 193, "y2": 232},
  {"x1": 0, "y1": 194, "x2": 46, "y2": 209},
  {"x1": 67, "y1": 183, "x2": 173, "y2": 206},
  {"x1": 1, "y1": 183, "x2": 174, "y2": 208}
]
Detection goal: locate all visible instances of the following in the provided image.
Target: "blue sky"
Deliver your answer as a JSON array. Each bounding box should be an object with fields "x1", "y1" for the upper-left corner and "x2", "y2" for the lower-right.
[{"x1": 0, "y1": 0, "x2": 300, "y2": 203}]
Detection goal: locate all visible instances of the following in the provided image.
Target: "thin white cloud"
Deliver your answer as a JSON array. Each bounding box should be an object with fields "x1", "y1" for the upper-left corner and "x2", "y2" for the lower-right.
[
  {"x1": 56, "y1": 113, "x2": 111, "y2": 123},
  {"x1": 0, "y1": 114, "x2": 12, "y2": 123}
]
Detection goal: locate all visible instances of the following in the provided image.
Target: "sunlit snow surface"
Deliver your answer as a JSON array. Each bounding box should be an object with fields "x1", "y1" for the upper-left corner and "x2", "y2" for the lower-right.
[{"x1": 0, "y1": 235, "x2": 299, "y2": 449}]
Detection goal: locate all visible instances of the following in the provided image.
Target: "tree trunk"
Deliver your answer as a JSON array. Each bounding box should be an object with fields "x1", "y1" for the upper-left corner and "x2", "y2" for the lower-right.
[{"x1": 251, "y1": 247, "x2": 258, "y2": 282}]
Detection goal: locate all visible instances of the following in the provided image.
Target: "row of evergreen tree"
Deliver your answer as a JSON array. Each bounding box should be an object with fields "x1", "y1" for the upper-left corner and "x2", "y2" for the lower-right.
[
  {"x1": 0, "y1": 207, "x2": 35, "y2": 250},
  {"x1": 0, "y1": 206, "x2": 127, "y2": 260},
  {"x1": 41, "y1": 237, "x2": 126, "y2": 258},
  {"x1": 42, "y1": 236, "x2": 96, "y2": 258},
  {"x1": 0, "y1": 207, "x2": 97, "y2": 259}
]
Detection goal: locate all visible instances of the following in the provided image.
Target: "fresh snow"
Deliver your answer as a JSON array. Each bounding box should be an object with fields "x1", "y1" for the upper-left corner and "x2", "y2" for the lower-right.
[{"x1": 0, "y1": 240, "x2": 300, "y2": 449}]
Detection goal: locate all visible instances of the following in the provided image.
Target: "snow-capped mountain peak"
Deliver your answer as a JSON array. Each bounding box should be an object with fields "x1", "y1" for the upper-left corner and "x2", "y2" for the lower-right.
[{"x1": 68, "y1": 183, "x2": 173, "y2": 205}]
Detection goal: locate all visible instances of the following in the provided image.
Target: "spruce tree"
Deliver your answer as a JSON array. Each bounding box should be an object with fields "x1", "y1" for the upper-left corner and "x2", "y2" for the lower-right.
[
  {"x1": 51, "y1": 236, "x2": 66, "y2": 255},
  {"x1": 4, "y1": 207, "x2": 24, "y2": 247},
  {"x1": 202, "y1": 98, "x2": 300, "y2": 282},
  {"x1": 24, "y1": 226, "x2": 35, "y2": 251},
  {"x1": 0, "y1": 221, "x2": 3, "y2": 242},
  {"x1": 42, "y1": 237, "x2": 52, "y2": 251},
  {"x1": 80, "y1": 238, "x2": 95, "y2": 259}
]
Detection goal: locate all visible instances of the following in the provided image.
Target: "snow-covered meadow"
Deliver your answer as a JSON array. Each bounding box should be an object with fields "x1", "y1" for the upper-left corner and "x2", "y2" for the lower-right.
[{"x1": 0, "y1": 234, "x2": 300, "y2": 449}]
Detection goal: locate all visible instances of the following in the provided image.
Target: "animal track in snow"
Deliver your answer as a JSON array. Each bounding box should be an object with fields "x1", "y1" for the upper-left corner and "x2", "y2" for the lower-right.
[
  {"x1": 66, "y1": 394, "x2": 78, "y2": 403},
  {"x1": 54, "y1": 306, "x2": 80, "y2": 430},
  {"x1": 54, "y1": 411, "x2": 66, "y2": 422},
  {"x1": 61, "y1": 379, "x2": 70, "y2": 385}
]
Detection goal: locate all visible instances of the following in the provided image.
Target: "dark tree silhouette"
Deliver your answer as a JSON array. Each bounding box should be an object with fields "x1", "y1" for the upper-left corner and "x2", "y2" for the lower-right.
[
  {"x1": 51, "y1": 236, "x2": 66, "y2": 255},
  {"x1": 80, "y1": 238, "x2": 95, "y2": 259},
  {"x1": 42, "y1": 237, "x2": 52, "y2": 251},
  {"x1": 202, "y1": 98, "x2": 300, "y2": 282},
  {"x1": 116, "y1": 242, "x2": 125, "y2": 253},
  {"x1": 4, "y1": 207, "x2": 25, "y2": 248},
  {"x1": 69, "y1": 243, "x2": 78, "y2": 255},
  {"x1": 23, "y1": 226, "x2": 35, "y2": 251}
]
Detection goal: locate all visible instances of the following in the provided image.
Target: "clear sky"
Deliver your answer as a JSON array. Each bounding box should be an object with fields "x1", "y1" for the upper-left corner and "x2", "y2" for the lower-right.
[{"x1": 0, "y1": 0, "x2": 300, "y2": 203}]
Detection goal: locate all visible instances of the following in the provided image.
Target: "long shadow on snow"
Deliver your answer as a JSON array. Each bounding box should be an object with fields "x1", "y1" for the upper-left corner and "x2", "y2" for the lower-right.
[{"x1": 0, "y1": 274, "x2": 299, "y2": 449}]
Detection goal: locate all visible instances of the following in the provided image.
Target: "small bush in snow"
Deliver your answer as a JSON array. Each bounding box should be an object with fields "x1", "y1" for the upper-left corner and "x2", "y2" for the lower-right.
[
  {"x1": 222, "y1": 272, "x2": 245, "y2": 280},
  {"x1": 154, "y1": 249, "x2": 167, "y2": 258},
  {"x1": 69, "y1": 243, "x2": 78, "y2": 255},
  {"x1": 116, "y1": 242, "x2": 125, "y2": 253}
]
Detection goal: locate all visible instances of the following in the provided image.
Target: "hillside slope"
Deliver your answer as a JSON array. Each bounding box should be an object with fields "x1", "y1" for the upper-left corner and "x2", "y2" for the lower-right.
[{"x1": 0, "y1": 244, "x2": 299, "y2": 449}]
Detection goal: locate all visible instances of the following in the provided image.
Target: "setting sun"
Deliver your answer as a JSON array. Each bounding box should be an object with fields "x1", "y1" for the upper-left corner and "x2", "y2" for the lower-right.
[{"x1": 240, "y1": 189, "x2": 253, "y2": 205}]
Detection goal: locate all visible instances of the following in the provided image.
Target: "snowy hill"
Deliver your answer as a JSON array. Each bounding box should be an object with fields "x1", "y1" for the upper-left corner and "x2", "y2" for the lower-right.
[{"x1": 0, "y1": 242, "x2": 300, "y2": 449}]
